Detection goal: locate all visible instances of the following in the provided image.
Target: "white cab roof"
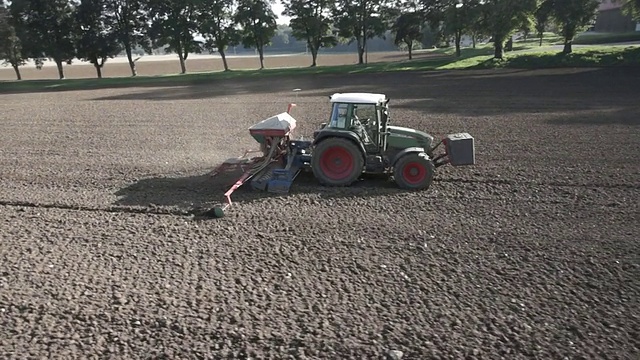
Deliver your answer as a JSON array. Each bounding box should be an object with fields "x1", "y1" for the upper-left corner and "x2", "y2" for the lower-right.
[{"x1": 330, "y1": 93, "x2": 387, "y2": 105}]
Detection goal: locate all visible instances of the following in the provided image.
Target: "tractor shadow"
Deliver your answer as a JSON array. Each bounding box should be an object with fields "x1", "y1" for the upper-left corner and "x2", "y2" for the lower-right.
[{"x1": 113, "y1": 169, "x2": 406, "y2": 219}]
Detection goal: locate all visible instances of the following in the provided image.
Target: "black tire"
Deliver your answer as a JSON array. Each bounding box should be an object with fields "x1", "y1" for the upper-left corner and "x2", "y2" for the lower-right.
[
  {"x1": 311, "y1": 137, "x2": 364, "y2": 187},
  {"x1": 393, "y1": 152, "x2": 435, "y2": 190}
]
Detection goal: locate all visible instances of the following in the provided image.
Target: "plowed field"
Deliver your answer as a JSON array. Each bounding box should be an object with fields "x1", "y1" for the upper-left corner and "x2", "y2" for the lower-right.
[{"x1": 1, "y1": 67, "x2": 639, "y2": 359}]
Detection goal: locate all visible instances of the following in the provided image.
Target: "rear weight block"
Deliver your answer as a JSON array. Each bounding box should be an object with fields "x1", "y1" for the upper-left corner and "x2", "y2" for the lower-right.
[{"x1": 445, "y1": 133, "x2": 475, "y2": 166}]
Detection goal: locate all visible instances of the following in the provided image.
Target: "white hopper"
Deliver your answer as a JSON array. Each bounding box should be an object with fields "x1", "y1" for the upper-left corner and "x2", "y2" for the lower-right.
[{"x1": 249, "y1": 112, "x2": 297, "y2": 142}]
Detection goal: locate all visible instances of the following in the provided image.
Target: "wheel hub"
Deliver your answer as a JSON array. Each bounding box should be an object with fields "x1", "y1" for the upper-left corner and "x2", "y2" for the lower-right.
[
  {"x1": 320, "y1": 146, "x2": 354, "y2": 180},
  {"x1": 403, "y1": 161, "x2": 427, "y2": 185}
]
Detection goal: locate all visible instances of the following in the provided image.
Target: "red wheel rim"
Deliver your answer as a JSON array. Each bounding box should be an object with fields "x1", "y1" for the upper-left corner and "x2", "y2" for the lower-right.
[
  {"x1": 320, "y1": 146, "x2": 354, "y2": 180},
  {"x1": 402, "y1": 162, "x2": 427, "y2": 185}
]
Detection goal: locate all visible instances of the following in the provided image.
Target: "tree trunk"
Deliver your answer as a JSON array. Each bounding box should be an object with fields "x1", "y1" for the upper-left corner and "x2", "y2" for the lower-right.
[
  {"x1": 12, "y1": 63, "x2": 21, "y2": 80},
  {"x1": 455, "y1": 31, "x2": 462, "y2": 57},
  {"x1": 95, "y1": 64, "x2": 102, "y2": 79},
  {"x1": 219, "y1": 49, "x2": 229, "y2": 71},
  {"x1": 310, "y1": 45, "x2": 318, "y2": 67},
  {"x1": 258, "y1": 46, "x2": 264, "y2": 69},
  {"x1": 55, "y1": 59, "x2": 65, "y2": 79},
  {"x1": 355, "y1": 37, "x2": 365, "y2": 64},
  {"x1": 178, "y1": 50, "x2": 186, "y2": 74},
  {"x1": 357, "y1": 46, "x2": 365, "y2": 65},
  {"x1": 494, "y1": 35, "x2": 504, "y2": 59},
  {"x1": 407, "y1": 42, "x2": 413, "y2": 60},
  {"x1": 563, "y1": 39, "x2": 572, "y2": 54},
  {"x1": 505, "y1": 36, "x2": 513, "y2": 51},
  {"x1": 539, "y1": 33, "x2": 543, "y2": 46},
  {"x1": 562, "y1": 25, "x2": 575, "y2": 54},
  {"x1": 472, "y1": 34, "x2": 477, "y2": 49},
  {"x1": 125, "y1": 43, "x2": 137, "y2": 77}
]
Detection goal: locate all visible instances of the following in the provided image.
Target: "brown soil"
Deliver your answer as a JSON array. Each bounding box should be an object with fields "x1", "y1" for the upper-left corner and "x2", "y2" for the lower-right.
[{"x1": 0, "y1": 67, "x2": 639, "y2": 359}]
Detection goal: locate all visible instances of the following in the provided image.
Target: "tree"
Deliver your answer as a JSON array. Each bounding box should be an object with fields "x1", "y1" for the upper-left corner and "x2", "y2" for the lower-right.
[
  {"x1": 282, "y1": 0, "x2": 337, "y2": 67},
  {"x1": 75, "y1": 0, "x2": 122, "y2": 78},
  {"x1": 465, "y1": 1, "x2": 487, "y2": 48},
  {"x1": 334, "y1": 0, "x2": 390, "y2": 65},
  {"x1": 106, "y1": 0, "x2": 153, "y2": 76},
  {"x1": 624, "y1": 0, "x2": 640, "y2": 19},
  {"x1": 441, "y1": 0, "x2": 483, "y2": 57},
  {"x1": 549, "y1": 0, "x2": 599, "y2": 54},
  {"x1": 198, "y1": 0, "x2": 240, "y2": 71},
  {"x1": 148, "y1": 0, "x2": 203, "y2": 74},
  {"x1": 10, "y1": 0, "x2": 77, "y2": 79},
  {"x1": 476, "y1": 0, "x2": 538, "y2": 59},
  {"x1": 534, "y1": 0, "x2": 553, "y2": 46},
  {"x1": 613, "y1": 0, "x2": 640, "y2": 20},
  {"x1": 518, "y1": 12, "x2": 535, "y2": 41},
  {"x1": 391, "y1": 11, "x2": 422, "y2": 59},
  {"x1": 445, "y1": 1, "x2": 465, "y2": 57},
  {"x1": 0, "y1": 3, "x2": 26, "y2": 80},
  {"x1": 235, "y1": 0, "x2": 277, "y2": 69}
]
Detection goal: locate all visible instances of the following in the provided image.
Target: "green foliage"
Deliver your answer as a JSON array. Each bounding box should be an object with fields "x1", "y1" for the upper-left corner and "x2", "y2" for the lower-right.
[
  {"x1": 235, "y1": 0, "x2": 277, "y2": 69},
  {"x1": 470, "y1": 46, "x2": 640, "y2": 69},
  {"x1": 613, "y1": 0, "x2": 640, "y2": 20},
  {"x1": 475, "y1": 0, "x2": 538, "y2": 59},
  {"x1": 0, "y1": 4, "x2": 26, "y2": 79},
  {"x1": 627, "y1": 0, "x2": 640, "y2": 19},
  {"x1": 105, "y1": 0, "x2": 153, "y2": 76},
  {"x1": 9, "y1": 0, "x2": 77, "y2": 79},
  {"x1": 75, "y1": 0, "x2": 122, "y2": 78},
  {"x1": 391, "y1": 11, "x2": 423, "y2": 59},
  {"x1": 534, "y1": 1, "x2": 554, "y2": 46},
  {"x1": 283, "y1": 0, "x2": 337, "y2": 66},
  {"x1": 419, "y1": 25, "x2": 443, "y2": 48},
  {"x1": 333, "y1": 0, "x2": 390, "y2": 64},
  {"x1": 518, "y1": 12, "x2": 535, "y2": 40},
  {"x1": 197, "y1": 0, "x2": 240, "y2": 71},
  {"x1": 147, "y1": 0, "x2": 203, "y2": 73},
  {"x1": 439, "y1": 0, "x2": 484, "y2": 56},
  {"x1": 548, "y1": 0, "x2": 600, "y2": 54}
]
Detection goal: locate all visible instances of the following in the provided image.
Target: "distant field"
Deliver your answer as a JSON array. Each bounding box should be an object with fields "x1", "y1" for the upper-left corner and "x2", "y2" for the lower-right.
[{"x1": 0, "y1": 51, "x2": 442, "y2": 81}]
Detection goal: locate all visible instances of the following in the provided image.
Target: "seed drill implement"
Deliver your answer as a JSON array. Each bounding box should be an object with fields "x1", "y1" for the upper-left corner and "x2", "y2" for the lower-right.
[{"x1": 208, "y1": 92, "x2": 475, "y2": 218}]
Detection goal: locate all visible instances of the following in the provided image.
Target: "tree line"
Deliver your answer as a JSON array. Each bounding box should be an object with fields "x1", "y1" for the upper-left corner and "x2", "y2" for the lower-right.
[{"x1": 1, "y1": 0, "x2": 639, "y2": 81}]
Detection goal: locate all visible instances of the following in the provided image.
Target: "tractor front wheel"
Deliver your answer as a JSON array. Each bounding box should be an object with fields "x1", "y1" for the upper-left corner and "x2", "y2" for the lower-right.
[
  {"x1": 393, "y1": 152, "x2": 435, "y2": 190},
  {"x1": 312, "y1": 137, "x2": 363, "y2": 187}
]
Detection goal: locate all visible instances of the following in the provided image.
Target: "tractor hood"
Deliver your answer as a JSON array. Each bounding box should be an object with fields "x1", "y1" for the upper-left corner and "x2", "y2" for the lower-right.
[{"x1": 387, "y1": 125, "x2": 434, "y2": 151}]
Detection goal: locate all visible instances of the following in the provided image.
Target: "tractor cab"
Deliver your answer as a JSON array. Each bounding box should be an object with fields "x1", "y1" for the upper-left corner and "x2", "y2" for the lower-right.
[{"x1": 322, "y1": 93, "x2": 390, "y2": 154}]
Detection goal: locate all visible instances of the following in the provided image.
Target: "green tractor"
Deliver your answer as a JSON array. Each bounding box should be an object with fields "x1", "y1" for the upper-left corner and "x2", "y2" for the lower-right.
[
  {"x1": 208, "y1": 92, "x2": 475, "y2": 217},
  {"x1": 310, "y1": 92, "x2": 475, "y2": 190}
]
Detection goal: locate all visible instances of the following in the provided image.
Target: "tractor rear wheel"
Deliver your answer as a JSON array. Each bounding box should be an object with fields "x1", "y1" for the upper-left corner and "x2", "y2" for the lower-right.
[
  {"x1": 312, "y1": 137, "x2": 364, "y2": 187},
  {"x1": 393, "y1": 152, "x2": 435, "y2": 190}
]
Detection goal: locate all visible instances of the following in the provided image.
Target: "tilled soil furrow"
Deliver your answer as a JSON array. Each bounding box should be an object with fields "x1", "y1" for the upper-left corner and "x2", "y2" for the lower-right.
[
  {"x1": 437, "y1": 177, "x2": 640, "y2": 190},
  {"x1": 0, "y1": 200, "x2": 194, "y2": 217},
  {"x1": 2, "y1": 68, "x2": 640, "y2": 359}
]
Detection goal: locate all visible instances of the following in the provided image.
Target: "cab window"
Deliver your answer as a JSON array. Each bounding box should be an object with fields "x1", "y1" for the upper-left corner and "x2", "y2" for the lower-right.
[
  {"x1": 353, "y1": 104, "x2": 376, "y2": 121},
  {"x1": 329, "y1": 103, "x2": 350, "y2": 128}
]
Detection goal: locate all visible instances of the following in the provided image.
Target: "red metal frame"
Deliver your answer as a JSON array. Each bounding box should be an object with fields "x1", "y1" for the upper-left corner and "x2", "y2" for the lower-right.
[{"x1": 210, "y1": 102, "x2": 298, "y2": 214}]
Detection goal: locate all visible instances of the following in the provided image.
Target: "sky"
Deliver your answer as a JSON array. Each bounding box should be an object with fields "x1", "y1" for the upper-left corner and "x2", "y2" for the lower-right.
[{"x1": 272, "y1": 1, "x2": 291, "y2": 25}]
